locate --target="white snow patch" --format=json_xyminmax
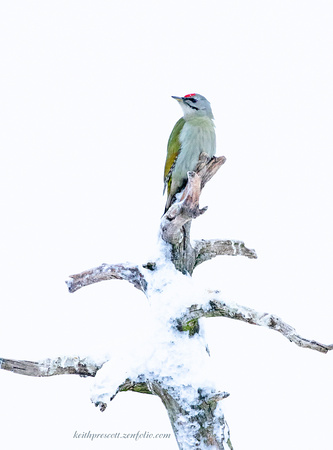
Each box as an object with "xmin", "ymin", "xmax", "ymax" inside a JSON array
[
  {"xmin": 89, "ymin": 241, "xmax": 228, "ymax": 447},
  {"xmin": 230, "ymin": 239, "xmax": 237, "ymax": 255},
  {"xmin": 90, "ymin": 244, "xmax": 218, "ymax": 408}
]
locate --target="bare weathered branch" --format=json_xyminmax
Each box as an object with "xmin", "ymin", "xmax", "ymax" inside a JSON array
[
  {"xmin": 161, "ymin": 154, "xmax": 226, "ymax": 242},
  {"xmin": 160, "ymin": 153, "xmax": 226, "ymax": 274},
  {"xmin": 194, "ymin": 239, "xmax": 257, "ymax": 268},
  {"xmin": 177, "ymin": 295, "xmax": 333, "ymax": 354},
  {"xmin": 194, "ymin": 152, "xmax": 227, "ymax": 189},
  {"xmin": 0, "ymin": 356, "xmax": 102, "ymax": 377},
  {"xmin": 161, "ymin": 171, "xmax": 206, "ymax": 246},
  {"xmin": 66, "ymin": 263, "xmax": 147, "ymax": 294}
]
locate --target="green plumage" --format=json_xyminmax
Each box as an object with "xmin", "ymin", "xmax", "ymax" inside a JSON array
[{"xmin": 163, "ymin": 117, "xmax": 185, "ymax": 195}]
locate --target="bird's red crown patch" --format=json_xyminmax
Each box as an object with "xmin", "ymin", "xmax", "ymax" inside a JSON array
[{"xmin": 184, "ymin": 93, "xmax": 196, "ymax": 98}]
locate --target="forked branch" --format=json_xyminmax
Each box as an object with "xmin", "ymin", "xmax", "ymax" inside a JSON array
[
  {"xmin": 65, "ymin": 154, "xmax": 255, "ymax": 286},
  {"xmin": 160, "ymin": 153, "xmax": 228, "ymax": 274},
  {"xmin": 160, "ymin": 153, "xmax": 226, "ymax": 246}
]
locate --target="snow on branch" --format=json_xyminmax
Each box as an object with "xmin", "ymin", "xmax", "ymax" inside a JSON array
[
  {"xmin": 104, "ymin": 377, "xmax": 231, "ymax": 448},
  {"xmin": 194, "ymin": 239, "xmax": 257, "ymax": 267},
  {"xmin": 110, "ymin": 377, "xmax": 229, "ymax": 407},
  {"xmin": 93, "ymin": 377, "xmax": 154, "ymax": 412},
  {"xmin": 0, "ymin": 356, "xmax": 102, "ymax": 377},
  {"xmin": 66, "ymin": 263, "xmax": 147, "ymax": 294},
  {"xmin": 177, "ymin": 294, "xmax": 333, "ymax": 354},
  {"xmin": 0, "ymin": 349, "xmax": 231, "ymax": 448}
]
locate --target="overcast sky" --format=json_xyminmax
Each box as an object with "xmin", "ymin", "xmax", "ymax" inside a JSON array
[{"xmin": 0, "ymin": 1, "xmax": 332, "ymax": 449}]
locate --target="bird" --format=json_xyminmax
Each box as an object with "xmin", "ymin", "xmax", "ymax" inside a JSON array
[{"xmin": 163, "ymin": 93, "xmax": 216, "ymax": 213}]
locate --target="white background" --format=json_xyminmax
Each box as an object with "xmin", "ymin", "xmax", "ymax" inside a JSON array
[{"xmin": 0, "ymin": 1, "xmax": 332, "ymax": 449}]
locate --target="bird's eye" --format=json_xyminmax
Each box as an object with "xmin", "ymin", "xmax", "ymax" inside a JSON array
[{"xmin": 187, "ymin": 98, "xmax": 198, "ymax": 103}]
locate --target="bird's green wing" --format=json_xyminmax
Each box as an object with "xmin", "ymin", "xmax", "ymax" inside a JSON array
[{"xmin": 163, "ymin": 117, "xmax": 185, "ymax": 194}]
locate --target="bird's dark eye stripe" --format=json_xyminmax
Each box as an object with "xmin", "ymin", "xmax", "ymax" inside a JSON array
[
  {"xmin": 185, "ymin": 102, "xmax": 199, "ymax": 110},
  {"xmin": 186, "ymin": 98, "xmax": 197, "ymax": 103},
  {"xmin": 186, "ymin": 103, "xmax": 199, "ymax": 110},
  {"xmin": 184, "ymin": 99, "xmax": 199, "ymax": 110}
]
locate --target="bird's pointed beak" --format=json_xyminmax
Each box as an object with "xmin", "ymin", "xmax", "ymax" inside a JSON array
[{"xmin": 171, "ymin": 96, "xmax": 183, "ymax": 102}]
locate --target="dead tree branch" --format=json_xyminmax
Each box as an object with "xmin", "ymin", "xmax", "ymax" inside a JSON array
[
  {"xmin": 176, "ymin": 294, "xmax": 333, "ymax": 354},
  {"xmin": 0, "ymin": 356, "xmax": 102, "ymax": 377},
  {"xmin": 161, "ymin": 154, "xmax": 226, "ymax": 244},
  {"xmin": 66, "ymin": 263, "xmax": 147, "ymax": 294},
  {"xmin": 194, "ymin": 153, "xmax": 227, "ymax": 189},
  {"xmin": 0, "ymin": 353, "xmax": 231, "ymax": 449},
  {"xmin": 160, "ymin": 153, "xmax": 227, "ymax": 274},
  {"xmin": 160, "ymin": 171, "xmax": 206, "ymax": 246},
  {"xmin": 3, "ymin": 150, "xmax": 329, "ymax": 450},
  {"xmin": 194, "ymin": 239, "xmax": 257, "ymax": 268}
]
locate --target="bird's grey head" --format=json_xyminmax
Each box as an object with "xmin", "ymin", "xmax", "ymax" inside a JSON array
[{"xmin": 172, "ymin": 93, "xmax": 214, "ymax": 119}]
